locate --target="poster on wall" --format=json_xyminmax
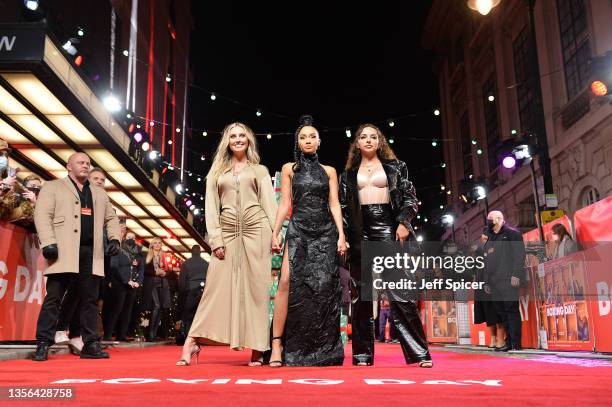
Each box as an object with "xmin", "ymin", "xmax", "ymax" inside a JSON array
[
  {"xmin": 534, "ymin": 251, "xmax": 594, "ymax": 351},
  {"xmin": 426, "ymin": 300, "xmax": 457, "ymax": 343}
]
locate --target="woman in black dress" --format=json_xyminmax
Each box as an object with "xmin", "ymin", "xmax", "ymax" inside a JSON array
[
  {"xmin": 339, "ymin": 123, "xmax": 432, "ymax": 367},
  {"xmin": 269, "ymin": 115, "xmax": 346, "ymax": 367}
]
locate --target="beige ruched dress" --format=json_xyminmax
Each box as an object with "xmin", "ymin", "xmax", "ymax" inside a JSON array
[{"xmin": 189, "ymin": 164, "xmax": 277, "ymax": 352}]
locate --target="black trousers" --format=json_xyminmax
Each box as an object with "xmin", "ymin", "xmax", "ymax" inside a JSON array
[
  {"xmin": 495, "ymin": 300, "xmax": 522, "ymax": 348},
  {"xmin": 350, "ymin": 204, "xmax": 431, "ymax": 365},
  {"xmin": 181, "ymin": 286, "xmax": 204, "ymax": 336},
  {"xmin": 148, "ymin": 283, "xmax": 168, "ymax": 339},
  {"xmin": 36, "ymin": 246, "xmax": 101, "ymax": 346},
  {"xmin": 103, "ymin": 283, "xmax": 137, "ymax": 340}
]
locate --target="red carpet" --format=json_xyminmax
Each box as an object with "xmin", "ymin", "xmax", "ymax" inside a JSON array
[{"xmin": 1, "ymin": 344, "xmax": 611, "ymax": 406}]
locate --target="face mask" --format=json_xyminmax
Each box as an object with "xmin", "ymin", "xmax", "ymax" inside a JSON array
[
  {"xmin": 125, "ymin": 239, "xmax": 135, "ymax": 246},
  {"xmin": 0, "ymin": 156, "xmax": 8, "ymax": 171},
  {"xmin": 486, "ymin": 219, "xmax": 495, "ymax": 231}
]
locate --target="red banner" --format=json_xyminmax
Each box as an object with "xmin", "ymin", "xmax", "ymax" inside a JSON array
[
  {"xmin": 0, "ymin": 221, "xmax": 45, "ymax": 340},
  {"xmin": 574, "ymin": 196, "xmax": 612, "ymax": 248},
  {"xmin": 582, "ymin": 242, "xmax": 612, "ymax": 352}
]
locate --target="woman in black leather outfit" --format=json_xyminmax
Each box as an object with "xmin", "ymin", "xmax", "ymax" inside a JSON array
[
  {"xmin": 339, "ymin": 123, "xmax": 432, "ymax": 367},
  {"xmin": 269, "ymin": 115, "xmax": 346, "ymax": 367}
]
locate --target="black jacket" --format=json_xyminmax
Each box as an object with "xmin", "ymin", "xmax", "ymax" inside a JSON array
[
  {"xmin": 339, "ymin": 159, "xmax": 418, "ymax": 246},
  {"xmin": 483, "ymin": 224, "xmax": 526, "ymax": 289},
  {"xmin": 179, "ymin": 255, "xmax": 208, "ymax": 291},
  {"xmin": 109, "ymin": 245, "xmax": 144, "ymax": 286}
]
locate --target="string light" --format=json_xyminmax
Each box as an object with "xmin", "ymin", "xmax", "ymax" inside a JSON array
[
  {"xmin": 477, "ymin": 148, "xmax": 483, "ymax": 155},
  {"xmin": 434, "ymin": 109, "xmax": 440, "ymax": 116},
  {"xmin": 142, "ymin": 142, "xmax": 150, "ymax": 151},
  {"xmin": 167, "ymin": 140, "xmax": 173, "ymax": 145},
  {"xmin": 471, "ymin": 139, "xmax": 477, "ymax": 145},
  {"xmin": 389, "ymin": 138, "xmax": 395, "ymax": 144},
  {"xmin": 388, "ymin": 120, "xmax": 395, "ymax": 127},
  {"xmin": 166, "ymin": 74, "xmax": 172, "ymax": 83},
  {"xmin": 150, "ymin": 121, "xmax": 155, "ymax": 126},
  {"xmin": 210, "ymin": 92, "xmax": 217, "ymax": 101},
  {"xmin": 175, "ymin": 127, "xmax": 181, "ymax": 133},
  {"xmin": 441, "ymin": 162, "xmax": 446, "ymax": 168},
  {"xmin": 122, "ymin": 49, "xmax": 129, "ymax": 56},
  {"xmin": 256, "ymin": 109, "xmax": 262, "ymax": 117},
  {"xmin": 511, "ymin": 129, "xmax": 518, "ymax": 135},
  {"xmin": 440, "ymin": 185, "xmax": 445, "ymax": 190},
  {"xmin": 200, "ymin": 155, "xmax": 206, "ymax": 161},
  {"xmin": 267, "ymin": 134, "xmax": 272, "ymax": 139},
  {"xmin": 488, "ymin": 95, "xmax": 495, "ymax": 102},
  {"xmin": 432, "ymin": 139, "xmax": 438, "ymax": 147},
  {"xmin": 345, "ymin": 129, "xmax": 351, "ymax": 138}
]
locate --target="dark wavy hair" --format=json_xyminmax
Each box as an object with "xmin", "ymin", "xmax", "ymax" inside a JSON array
[
  {"xmin": 345, "ymin": 123, "xmax": 396, "ymax": 171},
  {"xmin": 292, "ymin": 114, "xmax": 316, "ymax": 172}
]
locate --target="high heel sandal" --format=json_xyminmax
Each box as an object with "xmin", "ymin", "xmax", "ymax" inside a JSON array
[
  {"xmin": 248, "ymin": 350, "xmax": 264, "ymax": 367},
  {"xmin": 269, "ymin": 337, "xmax": 283, "ymax": 368},
  {"xmin": 176, "ymin": 339, "xmax": 201, "ymax": 366}
]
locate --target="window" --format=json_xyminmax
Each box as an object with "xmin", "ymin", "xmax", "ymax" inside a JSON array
[
  {"xmin": 582, "ymin": 187, "xmax": 600, "ymax": 207},
  {"xmin": 460, "ymin": 112, "xmax": 472, "ymax": 179},
  {"xmin": 513, "ymin": 26, "xmax": 539, "ymax": 136},
  {"xmin": 557, "ymin": 0, "xmax": 590, "ymax": 99},
  {"xmin": 482, "ymin": 74, "xmax": 500, "ymax": 173}
]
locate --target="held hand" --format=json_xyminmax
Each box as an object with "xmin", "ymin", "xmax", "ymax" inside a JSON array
[
  {"xmin": 396, "ymin": 223, "xmax": 410, "ymax": 242},
  {"xmin": 22, "ymin": 190, "xmax": 36, "ymax": 204},
  {"xmin": 133, "ymin": 282, "xmax": 140, "ymax": 288},
  {"xmin": 213, "ymin": 247, "xmax": 225, "ymax": 260},
  {"xmin": 337, "ymin": 236, "xmax": 347, "ymax": 257},
  {"xmin": 511, "ymin": 276, "xmax": 520, "ymax": 288},
  {"xmin": 107, "ymin": 239, "xmax": 121, "ymax": 256},
  {"xmin": 42, "ymin": 244, "xmax": 58, "ymax": 261},
  {"xmin": 271, "ymin": 234, "xmax": 282, "ymax": 254},
  {"xmin": 128, "ymin": 281, "xmax": 135, "ymax": 288}
]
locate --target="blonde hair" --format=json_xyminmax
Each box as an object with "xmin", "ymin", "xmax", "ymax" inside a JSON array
[
  {"xmin": 345, "ymin": 123, "xmax": 397, "ymax": 171},
  {"xmin": 146, "ymin": 237, "xmax": 163, "ymax": 264},
  {"xmin": 207, "ymin": 122, "xmax": 260, "ymax": 181}
]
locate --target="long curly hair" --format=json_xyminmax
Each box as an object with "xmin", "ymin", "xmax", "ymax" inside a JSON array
[
  {"xmin": 207, "ymin": 122, "xmax": 260, "ymax": 180},
  {"xmin": 292, "ymin": 114, "xmax": 316, "ymax": 172},
  {"xmin": 344, "ymin": 123, "xmax": 396, "ymax": 171}
]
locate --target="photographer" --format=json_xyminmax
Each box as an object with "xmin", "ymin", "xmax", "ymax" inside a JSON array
[{"xmin": 103, "ymin": 231, "xmax": 144, "ymax": 341}]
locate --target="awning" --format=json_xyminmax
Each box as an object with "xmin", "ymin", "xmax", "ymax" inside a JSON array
[{"xmin": 0, "ymin": 23, "xmax": 209, "ymax": 259}]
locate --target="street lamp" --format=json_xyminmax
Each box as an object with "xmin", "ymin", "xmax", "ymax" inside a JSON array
[
  {"xmin": 468, "ymin": 0, "xmax": 555, "ymax": 210},
  {"xmin": 467, "ymin": 0, "xmax": 501, "ymax": 15}
]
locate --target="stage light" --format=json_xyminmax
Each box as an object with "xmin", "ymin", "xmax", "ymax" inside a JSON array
[
  {"xmin": 471, "ymin": 139, "xmax": 477, "ymax": 145},
  {"xmin": 488, "ymin": 94, "xmax": 495, "ymax": 102},
  {"xmin": 201, "ymin": 155, "xmax": 206, "ymax": 161},
  {"xmin": 416, "ymin": 235, "xmax": 424, "ymax": 243},
  {"xmin": 345, "ymin": 129, "xmax": 351, "ymax": 138},
  {"xmin": 24, "ymin": 0, "xmax": 39, "ymax": 11},
  {"xmin": 141, "ymin": 142, "xmax": 150, "ymax": 151},
  {"xmin": 168, "ymin": 140, "xmax": 173, "ymax": 145},
  {"xmin": 190, "ymin": 204, "xmax": 196, "ymax": 211},
  {"xmin": 441, "ymin": 214, "xmax": 454, "ymax": 225},
  {"xmin": 389, "ymin": 138, "xmax": 395, "ymax": 144},
  {"xmin": 150, "ymin": 121, "xmax": 155, "ymax": 126},
  {"xmin": 62, "ymin": 41, "xmax": 77, "ymax": 56},
  {"xmin": 439, "ymin": 205, "xmax": 444, "ymax": 210},
  {"xmin": 202, "ymin": 131, "xmax": 208, "ymax": 137},
  {"xmin": 123, "ymin": 50, "xmax": 129, "ymax": 56},
  {"xmin": 441, "ymin": 162, "xmax": 446, "ymax": 168},
  {"xmin": 511, "ymin": 129, "xmax": 518, "ymax": 135},
  {"xmin": 194, "ymin": 208, "xmax": 201, "ymax": 216},
  {"xmin": 166, "ymin": 74, "xmax": 172, "ymax": 83},
  {"xmin": 432, "ymin": 139, "xmax": 438, "ymax": 147},
  {"xmin": 185, "ymin": 199, "xmax": 192, "ymax": 207},
  {"xmin": 133, "ymin": 132, "xmax": 143, "ymax": 143},
  {"xmin": 77, "ymin": 28, "xmax": 85, "ymax": 37},
  {"xmin": 103, "ymin": 94, "xmax": 121, "ymax": 112},
  {"xmin": 447, "ymin": 190, "xmax": 451, "ymax": 195},
  {"xmin": 388, "ymin": 120, "xmax": 395, "ymax": 127},
  {"xmin": 210, "ymin": 93, "xmax": 217, "ymax": 101},
  {"xmin": 175, "ymin": 128, "xmax": 181, "ymax": 133},
  {"xmin": 127, "ymin": 113, "xmax": 132, "ymax": 119},
  {"xmin": 148, "ymin": 150, "xmax": 159, "ymax": 160},
  {"xmin": 475, "ymin": 185, "xmax": 487, "ymax": 200},
  {"xmin": 417, "ymin": 215, "xmax": 421, "ymax": 219},
  {"xmin": 476, "ymin": 148, "xmax": 483, "ymax": 155},
  {"xmin": 256, "ymin": 109, "xmax": 262, "ymax": 117},
  {"xmin": 468, "ymin": 174, "xmax": 474, "ymax": 179},
  {"xmin": 174, "ymin": 184, "xmax": 184, "ymax": 195},
  {"xmin": 267, "ymin": 134, "xmax": 272, "ymax": 139},
  {"xmin": 502, "ymin": 156, "xmax": 516, "ymax": 169},
  {"xmin": 74, "ymin": 55, "xmax": 84, "ymax": 66},
  {"xmin": 434, "ymin": 109, "xmax": 440, "ymax": 116},
  {"xmin": 440, "ymin": 185, "xmax": 445, "ymax": 190},
  {"xmin": 197, "ymin": 177, "xmax": 202, "ymax": 182}
]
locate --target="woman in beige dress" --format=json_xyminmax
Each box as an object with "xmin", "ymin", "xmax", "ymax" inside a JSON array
[{"xmin": 176, "ymin": 122, "xmax": 278, "ymax": 366}]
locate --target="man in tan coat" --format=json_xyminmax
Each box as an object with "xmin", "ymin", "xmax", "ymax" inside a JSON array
[{"xmin": 32, "ymin": 153, "xmax": 121, "ymax": 361}]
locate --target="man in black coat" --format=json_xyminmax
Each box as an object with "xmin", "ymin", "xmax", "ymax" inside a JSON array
[
  {"xmin": 483, "ymin": 210, "xmax": 526, "ymax": 351},
  {"xmin": 178, "ymin": 245, "xmax": 208, "ymax": 336}
]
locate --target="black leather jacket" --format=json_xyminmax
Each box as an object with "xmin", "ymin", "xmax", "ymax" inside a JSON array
[{"xmin": 339, "ymin": 159, "xmax": 418, "ymax": 246}]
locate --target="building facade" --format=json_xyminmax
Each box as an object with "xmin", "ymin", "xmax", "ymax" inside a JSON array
[{"xmin": 423, "ymin": 0, "xmax": 612, "ymax": 243}]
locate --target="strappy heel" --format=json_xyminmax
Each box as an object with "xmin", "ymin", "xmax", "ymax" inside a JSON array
[
  {"xmin": 248, "ymin": 350, "xmax": 264, "ymax": 367},
  {"xmin": 269, "ymin": 337, "xmax": 283, "ymax": 368},
  {"xmin": 418, "ymin": 360, "xmax": 433, "ymax": 368},
  {"xmin": 176, "ymin": 338, "xmax": 201, "ymax": 366}
]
